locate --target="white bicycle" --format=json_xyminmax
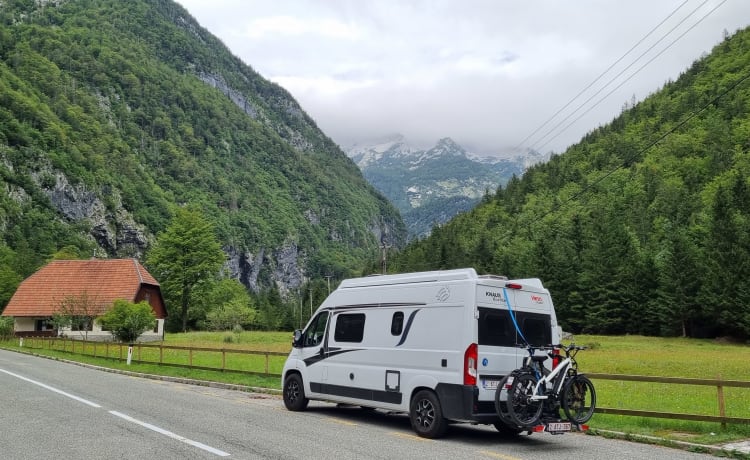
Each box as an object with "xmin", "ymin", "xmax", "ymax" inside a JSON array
[{"xmin": 495, "ymin": 343, "xmax": 596, "ymax": 429}]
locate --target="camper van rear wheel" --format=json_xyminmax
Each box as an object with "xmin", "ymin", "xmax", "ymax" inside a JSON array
[
  {"xmin": 409, "ymin": 390, "xmax": 447, "ymax": 438},
  {"xmin": 283, "ymin": 373, "xmax": 309, "ymax": 411}
]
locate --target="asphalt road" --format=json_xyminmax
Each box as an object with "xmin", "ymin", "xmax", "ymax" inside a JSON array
[{"xmin": 0, "ymin": 349, "xmax": 718, "ymax": 460}]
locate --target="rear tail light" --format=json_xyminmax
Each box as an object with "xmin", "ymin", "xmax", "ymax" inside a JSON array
[
  {"xmin": 464, "ymin": 343, "xmax": 478, "ymax": 385},
  {"xmin": 552, "ymin": 348, "xmax": 561, "ymax": 369}
]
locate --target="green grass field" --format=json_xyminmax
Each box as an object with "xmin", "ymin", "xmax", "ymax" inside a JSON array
[{"xmin": 2, "ymin": 332, "xmax": 749, "ymax": 446}]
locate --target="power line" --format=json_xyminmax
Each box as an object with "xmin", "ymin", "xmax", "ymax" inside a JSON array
[
  {"xmin": 512, "ymin": 0, "xmax": 693, "ymax": 152},
  {"xmin": 532, "ymin": 0, "xmax": 728, "ymax": 154},
  {"xmin": 539, "ymin": 67, "xmax": 750, "ymax": 221}
]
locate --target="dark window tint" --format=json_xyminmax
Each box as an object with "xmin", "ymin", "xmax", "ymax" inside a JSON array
[
  {"xmin": 391, "ymin": 312, "xmax": 404, "ymax": 335},
  {"xmin": 522, "ymin": 316, "xmax": 551, "ymax": 346},
  {"xmin": 334, "ymin": 313, "xmax": 366, "ymax": 343},
  {"xmin": 478, "ymin": 308, "xmax": 513, "ymax": 346},
  {"xmin": 478, "ymin": 308, "xmax": 551, "ymax": 347}
]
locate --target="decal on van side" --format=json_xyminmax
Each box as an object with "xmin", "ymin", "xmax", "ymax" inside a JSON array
[
  {"xmin": 303, "ymin": 348, "xmax": 359, "ymax": 367},
  {"xmin": 395, "ymin": 309, "xmax": 421, "ymax": 346}
]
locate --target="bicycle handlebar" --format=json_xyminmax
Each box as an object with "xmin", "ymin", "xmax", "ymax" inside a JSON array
[{"xmin": 515, "ymin": 342, "xmax": 588, "ymax": 354}]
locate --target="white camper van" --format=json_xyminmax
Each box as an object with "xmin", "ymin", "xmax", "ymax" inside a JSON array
[{"xmin": 281, "ymin": 268, "xmax": 561, "ymax": 438}]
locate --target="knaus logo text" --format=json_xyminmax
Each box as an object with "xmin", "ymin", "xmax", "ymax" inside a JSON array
[
  {"xmin": 531, "ymin": 295, "xmax": 544, "ymax": 304},
  {"xmin": 485, "ymin": 291, "xmax": 504, "ymax": 302}
]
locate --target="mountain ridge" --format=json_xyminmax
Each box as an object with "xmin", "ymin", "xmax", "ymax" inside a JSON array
[
  {"xmin": 346, "ymin": 135, "xmax": 546, "ymax": 239},
  {"xmin": 0, "ymin": 0, "xmax": 405, "ymax": 303}
]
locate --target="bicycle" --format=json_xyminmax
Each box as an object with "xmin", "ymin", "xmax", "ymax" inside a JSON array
[{"xmin": 495, "ymin": 343, "xmax": 596, "ymax": 429}]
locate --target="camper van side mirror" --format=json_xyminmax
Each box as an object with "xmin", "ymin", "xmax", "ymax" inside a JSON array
[{"xmin": 292, "ymin": 329, "xmax": 303, "ymax": 348}]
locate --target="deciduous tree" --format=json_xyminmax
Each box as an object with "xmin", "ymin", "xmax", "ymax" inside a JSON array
[{"xmin": 146, "ymin": 208, "xmax": 225, "ymax": 332}]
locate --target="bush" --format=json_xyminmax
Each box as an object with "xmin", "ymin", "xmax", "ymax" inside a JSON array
[
  {"xmin": 0, "ymin": 316, "xmax": 13, "ymax": 340},
  {"xmin": 98, "ymin": 300, "xmax": 156, "ymax": 343}
]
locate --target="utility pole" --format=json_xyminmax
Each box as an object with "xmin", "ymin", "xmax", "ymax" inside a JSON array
[
  {"xmin": 298, "ymin": 289, "xmax": 303, "ymax": 329},
  {"xmin": 309, "ymin": 287, "xmax": 313, "ymax": 318},
  {"xmin": 324, "ymin": 274, "xmax": 333, "ymax": 294},
  {"xmin": 380, "ymin": 242, "xmax": 391, "ymax": 274}
]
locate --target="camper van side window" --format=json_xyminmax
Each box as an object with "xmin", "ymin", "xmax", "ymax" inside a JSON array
[
  {"xmin": 391, "ymin": 312, "xmax": 404, "ymax": 335},
  {"xmin": 334, "ymin": 313, "xmax": 365, "ymax": 343}
]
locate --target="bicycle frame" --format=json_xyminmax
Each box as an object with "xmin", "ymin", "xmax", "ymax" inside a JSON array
[{"xmin": 526, "ymin": 354, "xmax": 572, "ymax": 401}]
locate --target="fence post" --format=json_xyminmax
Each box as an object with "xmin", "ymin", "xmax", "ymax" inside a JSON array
[
  {"xmin": 717, "ymin": 374, "xmax": 727, "ymax": 429},
  {"xmin": 159, "ymin": 344, "xmax": 163, "ymax": 364},
  {"xmin": 222, "ymin": 350, "xmax": 226, "ymax": 371},
  {"xmin": 93, "ymin": 341, "xmax": 97, "ymax": 358},
  {"xmin": 265, "ymin": 352, "xmax": 269, "ymax": 375},
  {"xmin": 189, "ymin": 349, "xmax": 193, "ymax": 368}
]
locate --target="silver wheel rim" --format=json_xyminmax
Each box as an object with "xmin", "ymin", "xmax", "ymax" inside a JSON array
[{"xmin": 415, "ymin": 399, "xmax": 434, "ymax": 428}]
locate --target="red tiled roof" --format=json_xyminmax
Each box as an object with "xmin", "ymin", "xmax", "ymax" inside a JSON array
[{"xmin": 2, "ymin": 259, "xmax": 161, "ymax": 317}]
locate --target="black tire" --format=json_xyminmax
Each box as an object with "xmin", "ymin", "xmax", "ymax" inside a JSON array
[
  {"xmin": 283, "ymin": 373, "xmax": 309, "ymax": 411},
  {"xmin": 506, "ymin": 372, "xmax": 543, "ymax": 427},
  {"xmin": 409, "ymin": 390, "xmax": 448, "ymax": 438},
  {"xmin": 494, "ymin": 373, "xmax": 517, "ymax": 426},
  {"xmin": 561, "ymin": 374, "xmax": 596, "ymax": 424}
]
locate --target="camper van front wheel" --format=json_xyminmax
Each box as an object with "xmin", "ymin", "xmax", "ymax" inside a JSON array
[
  {"xmin": 283, "ymin": 374, "xmax": 309, "ymax": 411},
  {"xmin": 409, "ymin": 390, "xmax": 448, "ymax": 438}
]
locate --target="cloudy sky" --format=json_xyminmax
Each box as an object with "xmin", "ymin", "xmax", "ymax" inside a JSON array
[{"xmin": 175, "ymin": 0, "xmax": 748, "ymax": 156}]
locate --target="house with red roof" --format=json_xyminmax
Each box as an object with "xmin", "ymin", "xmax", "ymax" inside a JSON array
[{"xmin": 2, "ymin": 259, "xmax": 167, "ymax": 341}]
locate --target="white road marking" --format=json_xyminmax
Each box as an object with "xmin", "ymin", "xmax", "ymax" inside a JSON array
[
  {"xmin": 1, "ymin": 367, "xmax": 231, "ymax": 457},
  {"xmin": 0, "ymin": 368, "xmax": 102, "ymax": 408},
  {"xmin": 109, "ymin": 411, "xmax": 230, "ymax": 457}
]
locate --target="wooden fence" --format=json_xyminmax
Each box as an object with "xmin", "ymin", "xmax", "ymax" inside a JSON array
[
  {"xmin": 587, "ymin": 373, "xmax": 750, "ymax": 427},
  {"xmin": 7, "ymin": 337, "xmax": 750, "ymax": 426},
  {"xmin": 15, "ymin": 336, "xmax": 287, "ymax": 378}
]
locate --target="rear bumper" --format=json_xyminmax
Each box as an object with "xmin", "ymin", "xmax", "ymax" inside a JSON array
[{"xmin": 435, "ymin": 383, "xmax": 499, "ymax": 423}]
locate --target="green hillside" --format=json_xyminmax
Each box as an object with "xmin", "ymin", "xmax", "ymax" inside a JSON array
[
  {"xmin": 390, "ymin": 27, "xmax": 750, "ymax": 340},
  {"xmin": 0, "ymin": 0, "xmax": 404, "ymax": 305}
]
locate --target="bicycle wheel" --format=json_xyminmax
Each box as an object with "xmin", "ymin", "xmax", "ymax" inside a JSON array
[
  {"xmin": 506, "ymin": 371, "xmax": 543, "ymax": 427},
  {"xmin": 561, "ymin": 374, "xmax": 596, "ymax": 424}
]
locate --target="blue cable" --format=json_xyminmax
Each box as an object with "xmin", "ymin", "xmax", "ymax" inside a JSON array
[{"xmin": 504, "ymin": 287, "xmax": 541, "ymax": 383}]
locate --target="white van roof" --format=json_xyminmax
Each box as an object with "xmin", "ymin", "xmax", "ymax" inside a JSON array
[
  {"xmin": 339, "ymin": 268, "xmax": 480, "ymax": 289},
  {"xmin": 338, "ymin": 269, "xmax": 545, "ymax": 291}
]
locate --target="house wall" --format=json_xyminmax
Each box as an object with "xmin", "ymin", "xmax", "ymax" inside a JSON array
[
  {"xmin": 12, "ymin": 316, "xmax": 164, "ymax": 342},
  {"xmin": 14, "ymin": 317, "xmax": 36, "ymax": 332},
  {"xmin": 136, "ymin": 285, "xmax": 167, "ymax": 318},
  {"xmin": 58, "ymin": 318, "xmax": 164, "ymax": 342}
]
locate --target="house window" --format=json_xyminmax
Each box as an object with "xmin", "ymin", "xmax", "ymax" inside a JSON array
[
  {"xmin": 35, "ymin": 318, "xmax": 54, "ymax": 331},
  {"xmin": 153, "ymin": 320, "xmax": 159, "ymax": 333}
]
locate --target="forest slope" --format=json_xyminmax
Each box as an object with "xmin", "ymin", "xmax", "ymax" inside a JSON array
[
  {"xmin": 391, "ymin": 27, "xmax": 750, "ymax": 339},
  {"xmin": 0, "ymin": 0, "xmax": 404, "ymax": 306}
]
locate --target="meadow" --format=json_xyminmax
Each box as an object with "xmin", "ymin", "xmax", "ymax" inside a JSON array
[{"xmin": 3, "ymin": 332, "xmax": 749, "ymax": 446}]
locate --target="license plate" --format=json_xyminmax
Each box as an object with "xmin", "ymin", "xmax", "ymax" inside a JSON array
[
  {"xmin": 482, "ymin": 378, "xmax": 500, "ymax": 390},
  {"xmin": 546, "ymin": 422, "xmax": 571, "ymax": 433}
]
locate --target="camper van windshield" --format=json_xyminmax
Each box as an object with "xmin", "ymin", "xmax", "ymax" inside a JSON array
[{"xmin": 304, "ymin": 311, "xmax": 329, "ymax": 347}]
